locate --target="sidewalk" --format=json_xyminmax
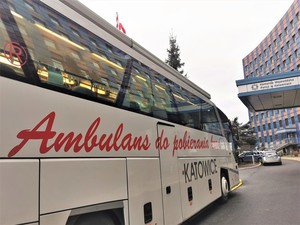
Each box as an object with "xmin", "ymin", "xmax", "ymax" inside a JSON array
[{"xmin": 282, "ymin": 155, "xmax": 300, "ymax": 162}]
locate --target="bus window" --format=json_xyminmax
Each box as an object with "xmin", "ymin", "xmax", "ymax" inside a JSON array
[
  {"xmin": 170, "ymin": 84, "xmax": 202, "ymax": 129},
  {"xmin": 0, "ymin": 15, "xmax": 26, "ymax": 78},
  {"xmin": 3, "ymin": 0, "xmax": 131, "ymax": 103},
  {"xmin": 150, "ymin": 71, "xmax": 177, "ymax": 120},
  {"xmin": 120, "ymin": 61, "xmax": 154, "ymax": 113},
  {"xmin": 201, "ymin": 103, "xmax": 223, "ymax": 136}
]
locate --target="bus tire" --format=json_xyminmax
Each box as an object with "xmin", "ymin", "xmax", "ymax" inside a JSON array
[
  {"xmin": 74, "ymin": 211, "xmax": 119, "ymax": 225},
  {"xmin": 220, "ymin": 175, "xmax": 229, "ymax": 202}
]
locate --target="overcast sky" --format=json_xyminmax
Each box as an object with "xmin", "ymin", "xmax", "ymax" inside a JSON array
[{"xmin": 79, "ymin": 0, "xmax": 294, "ymax": 124}]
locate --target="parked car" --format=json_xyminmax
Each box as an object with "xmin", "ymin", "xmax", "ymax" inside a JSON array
[
  {"xmin": 238, "ymin": 151, "xmax": 263, "ymax": 163},
  {"xmin": 261, "ymin": 151, "xmax": 282, "ymax": 165}
]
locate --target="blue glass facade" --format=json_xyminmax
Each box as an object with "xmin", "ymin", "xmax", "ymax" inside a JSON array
[{"xmin": 242, "ymin": 0, "xmax": 300, "ymax": 150}]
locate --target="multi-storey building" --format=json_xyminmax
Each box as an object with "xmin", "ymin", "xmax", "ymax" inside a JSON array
[{"xmin": 242, "ymin": 0, "xmax": 300, "ymax": 152}]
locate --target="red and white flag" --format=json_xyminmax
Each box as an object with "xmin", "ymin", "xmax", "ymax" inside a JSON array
[{"xmin": 116, "ymin": 12, "xmax": 126, "ymax": 34}]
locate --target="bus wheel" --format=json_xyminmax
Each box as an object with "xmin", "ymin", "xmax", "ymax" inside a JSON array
[
  {"xmin": 74, "ymin": 212, "xmax": 118, "ymax": 225},
  {"xmin": 220, "ymin": 175, "xmax": 229, "ymax": 202}
]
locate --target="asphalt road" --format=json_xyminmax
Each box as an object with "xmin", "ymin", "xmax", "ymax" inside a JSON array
[{"xmin": 184, "ymin": 159, "xmax": 300, "ymax": 225}]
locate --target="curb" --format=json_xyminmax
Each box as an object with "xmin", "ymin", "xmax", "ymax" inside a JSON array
[
  {"xmin": 238, "ymin": 162, "xmax": 261, "ymax": 170},
  {"xmin": 231, "ymin": 179, "xmax": 243, "ymax": 191}
]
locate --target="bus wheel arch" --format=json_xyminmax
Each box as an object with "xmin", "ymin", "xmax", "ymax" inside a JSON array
[{"xmin": 67, "ymin": 209, "xmax": 123, "ymax": 225}]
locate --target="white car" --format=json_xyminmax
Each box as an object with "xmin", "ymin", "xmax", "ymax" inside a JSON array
[{"xmin": 262, "ymin": 151, "xmax": 282, "ymax": 165}]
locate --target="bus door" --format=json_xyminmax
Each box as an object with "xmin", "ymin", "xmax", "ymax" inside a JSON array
[{"xmin": 157, "ymin": 122, "xmax": 183, "ymax": 225}]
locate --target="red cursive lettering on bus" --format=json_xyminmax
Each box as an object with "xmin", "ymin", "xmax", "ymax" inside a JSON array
[
  {"xmin": 172, "ymin": 131, "xmax": 209, "ymax": 156},
  {"xmin": 8, "ymin": 112, "xmax": 150, "ymax": 157}
]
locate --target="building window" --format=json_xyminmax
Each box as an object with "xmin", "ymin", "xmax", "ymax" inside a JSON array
[
  {"xmin": 290, "ymin": 20, "xmax": 294, "ymax": 28},
  {"xmin": 279, "ymin": 33, "xmax": 282, "ymax": 41},
  {"xmin": 24, "ymin": 2, "xmax": 35, "ymax": 11},
  {"xmin": 90, "ymin": 39, "xmax": 98, "ymax": 47},
  {"xmin": 19, "ymin": 26, "xmax": 27, "ymax": 36},
  {"xmin": 292, "ymin": 35, "xmax": 296, "ymax": 43},
  {"xmin": 295, "ymin": 49, "xmax": 298, "ymax": 58},
  {"xmin": 71, "ymin": 51, "xmax": 81, "ymax": 60},
  {"xmin": 80, "ymin": 70, "xmax": 89, "ymax": 78},
  {"xmin": 277, "ymin": 65, "xmax": 281, "ymax": 72},
  {"xmin": 291, "ymin": 116, "xmax": 295, "ymax": 124},
  {"xmin": 59, "ymin": 32, "xmax": 69, "ymax": 40},
  {"xmin": 93, "ymin": 62, "xmax": 100, "ymax": 68},
  {"xmin": 52, "ymin": 59, "xmax": 64, "ymax": 71},
  {"xmin": 106, "ymin": 44, "xmax": 113, "ymax": 54},
  {"xmin": 110, "ymin": 68, "xmax": 117, "ymax": 76},
  {"xmin": 33, "ymin": 17, "xmax": 45, "ymax": 27},
  {"xmin": 285, "ymin": 118, "xmax": 288, "ymax": 126},
  {"xmin": 71, "ymin": 28, "xmax": 81, "ymax": 38},
  {"xmin": 44, "ymin": 39, "xmax": 56, "ymax": 49},
  {"xmin": 285, "ymin": 27, "xmax": 288, "ymax": 35},
  {"xmin": 287, "ymin": 41, "xmax": 290, "ymax": 49},
  {"xmin": 49, "ymin": 16, "xmax": 60, "ymax": 26},
  {"xmin": 274, "ymin": 39, "xmax": 277, "ymax": 47}
]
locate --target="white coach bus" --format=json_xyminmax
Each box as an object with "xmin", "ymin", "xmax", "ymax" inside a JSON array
[{"xmin": 0, "ymin": 0, "xmax": 240, "ymax": 224}]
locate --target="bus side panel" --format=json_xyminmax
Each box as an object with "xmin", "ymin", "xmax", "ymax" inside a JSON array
[
  {"xmin": 127, "ymin": 158, "xmax": 164, "ymax": 225},
  {"xmin": 229, "ymin": 167, "xmax": 240, "ymax": 190},
  {"xmin": 157, "ymin": 124, "xmax": 183, "ymax": 225},
  {"xmin": 179, "ymin": 157, "xmax": 221, "ymax": 221},
  {"xmin": 0, "ymin": 159, "xmax": 39, "ymax": 225},
  {"xmin": 40, "ymin": 211, "xmax": 70, "ymax": 225},
  {"xmin": 0, "ymin": 77, "xmax": 157, "ymax": 158},
  {"xmin": 40, "ymin": 158, "xmax": 127, "ymax": 214}
]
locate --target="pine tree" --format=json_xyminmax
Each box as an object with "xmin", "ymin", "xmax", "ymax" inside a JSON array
[
  {"xmin": 165, "ymin": 34, "xmax": 186, "ymax": 76},
  {"xmin": 231, "ymin": 117, "xmax": 257, "ymax": 151}
]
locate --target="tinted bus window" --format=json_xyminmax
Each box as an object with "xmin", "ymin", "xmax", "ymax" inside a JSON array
[{"xmin": 0, "ymin": 0, "xmax": 224, "ymax": 138}]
